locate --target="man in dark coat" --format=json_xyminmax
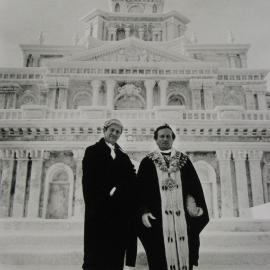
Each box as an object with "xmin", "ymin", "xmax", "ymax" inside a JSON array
[
  {"xmin": 82, "ymin": 119, "xmax": 137, "ymax": 270},
  {"xmin": 137, "ymin": 124, "xmax": 209, "ymax": 270}
]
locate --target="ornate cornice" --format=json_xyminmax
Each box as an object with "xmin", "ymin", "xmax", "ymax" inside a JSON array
[
  {"xmin": 20, "ymin": 44, "xmax": 85, "ymax": 54},
  {"xmin": 0, "ymin": 141, "xmax": 270, "ymax": 153},
  {"xmin": 47, "ymin": 60, "xmax": 216, "ymax": 70},
  {"xmin": 0, "ymin": 67, "xmax": 47, "ymax": 83},
  {"xmin": 218, "ymin": 68, "xmax": 269, "ymax": 82},
  {"xmin": 45, "ymin": 61, "xmax": 218, "ymax": 81},
  {"xmin": 0, "ymin": 113, "xmax": 269, "ymax": 141},
  {"xmin": 186, "ymin": 43, "xmax": 250, "ymax": 53},
  {"xmin": 80, "ymin": 9, "xmax": 190, "ymax": 24},
  {"xmin": 0, "ymin": 108, "xmax": 269, "ymax": 122},
  {"xmin": 0, "ymin": 82, "xmax": 22, "ymax": 92},
  {"xmin": 219, "ymin": 68, "xmax": 269, "ymax": 75},
  {"xmin": 0, "ymin": 67, "xmax": 47, "ymax": 73}
]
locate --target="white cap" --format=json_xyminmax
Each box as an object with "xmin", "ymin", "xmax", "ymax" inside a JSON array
[{"xmin": 103, "ymin": 118, "xmax": 123, "ymax": 131}]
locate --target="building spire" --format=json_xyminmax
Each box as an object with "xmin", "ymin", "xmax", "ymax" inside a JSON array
[
  {"xmin": 227, "ymin": 30, "xmax": 235, "ymax": 44},
  {"xmin": 190, "ymin": 32, "xmax": 198, "ymax": 44},
  {"xmin": 38, "ymin": 31, "xmax": 45, "ymax": 45}
]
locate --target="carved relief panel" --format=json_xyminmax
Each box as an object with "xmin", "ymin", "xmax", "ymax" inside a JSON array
[
  {"xmin": 67, "ymin": 81, "xmax": 92, "ymax": 109},
  {"xmin": 72, "ymin": 92, "xmax": 92, "ymax": 108},
  {"xmin": 167, "ymin": 81, "xmax": 190, "ymax": 108},
  {"xmin": 91, "ymin": 47, "xmax": 175, "ymax": 62},
  {"xmin": 213, "ymin": 85, "xmax": 245, "ymax": 107},
  {"xmin": 114, "ymin": 82, "xmax": 146, "ymax": 109},
  {"xmin": 17, "ymin": 85, "xmax": 40, "ymax": 108}
]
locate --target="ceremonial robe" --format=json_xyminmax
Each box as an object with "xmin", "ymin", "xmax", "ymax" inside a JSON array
[{"xmin": 137, "ymin": 151, "xmax": 209, "ymax": 270}]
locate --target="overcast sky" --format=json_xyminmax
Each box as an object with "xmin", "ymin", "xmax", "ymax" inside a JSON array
[{"xmin": 0, "ymin": 0, "xmax": 270, "ymax": 77}]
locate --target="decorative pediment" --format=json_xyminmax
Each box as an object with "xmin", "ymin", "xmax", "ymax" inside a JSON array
[
  {"xmin": 86, "ymin": 47, "xmax": 177, "ymax": 62},
  {"xmin": 62, "ymin": 38, "xmax": 197, "ymax": 63}
]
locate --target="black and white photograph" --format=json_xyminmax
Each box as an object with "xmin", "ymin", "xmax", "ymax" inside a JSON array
[{"xmin": 0, "ymin": 0, "xmax": 270, "ymax": 269}]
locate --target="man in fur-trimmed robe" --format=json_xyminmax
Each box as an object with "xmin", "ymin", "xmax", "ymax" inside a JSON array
[
  {"xmin": 82, "ymin": 119, "xmax": 137, "ymax": 270},
  {"xmin": 137, "ymin": 124, "xmax": 209, "ymax": 270}
]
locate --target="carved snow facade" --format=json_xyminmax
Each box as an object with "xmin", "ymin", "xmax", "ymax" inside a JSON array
[{"xmin": 0, "ymin": 0, "xmax": 270, "ymax": 220}]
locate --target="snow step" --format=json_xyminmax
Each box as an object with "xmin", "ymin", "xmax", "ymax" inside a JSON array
[
  {"xmin": 1, "ymin": 266, "xmax": 270, "ymax": 270},
  {"xmin": 1, "ymin": 218, "xmax": 270, "ymax": 268},
  {"xmin": 1, "ymin": 246, "xmax": 270, "ymax": 265},
  {"xmin": 1, "ymin": 218, "xmax": 270, "ymax": 232},
  {"xmin": 1, "ymin": 231, "xmax": 270, "ymax": 247}
]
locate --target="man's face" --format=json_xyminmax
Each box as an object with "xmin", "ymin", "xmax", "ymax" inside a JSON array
[
  {"xmin": 155, "ymin": 128, "xmax": 174, "ymax": 151},
  {"xmin": 103, "ymin": 124, "xmax": 122, "ymax": 145}
]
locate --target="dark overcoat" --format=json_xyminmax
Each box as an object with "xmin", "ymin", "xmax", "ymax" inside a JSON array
[
  {"xmin": 137, "ymin": 153, "xmax": 209, "ymax": 268},
  {"xmin": 82, "ymin": 138, "xmax": 137, "ymax": 270}
]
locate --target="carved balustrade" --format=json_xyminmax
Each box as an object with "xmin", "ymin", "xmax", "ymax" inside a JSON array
[{"xmin": 0, "ymin": 108, "xmax": 270, "ymax": 121}]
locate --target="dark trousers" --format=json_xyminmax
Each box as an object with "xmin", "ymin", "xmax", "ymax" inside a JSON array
[
  {"xmin": 83, "ymin": 218, "xmax": 126, "ymax": 270},
  {"xmin": 138, "ymin": 219, "xmax": 193, "ymax": 270}
]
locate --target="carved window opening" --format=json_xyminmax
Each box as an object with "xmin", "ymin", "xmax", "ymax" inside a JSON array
[
  {"xmin": 116, "ymin": 28, "xmax": 125, "ymax": 41},
  {"xmin": 168, "ymin": 94, "xmax": 185, "ymax": 106},
  {"xmin": 98, "ymin": 82, "xmax": 106, "ymax": 106},
  {"xmin": 73, "ymin": 91, "xmax": 92, "ymax": 109},
  {"xmin": 129, "ymin": 25, "xmax": 138, "ymax": 38},
  {"xmin": 153, "ymin": 82, "xmax": 160, "ymax": 106},
  {"xmin": 20, "ymin": 93, "xmax": 37, "ymax": 107},
  {"xmin": 200, "ymin": 87, "xmax": 205, "ymax": 110},
  {"xmin": 9, "ymin": 154, "xmax": 17, "ymax": 217},
  {"xmin": 115, "ymin": 3, "xmax": 120, "ymax": 12},
  {"xmin": 267, "ymin": 100, "xmax": 270, "ymax": 110},
  {"xmin": 193, "ymin": 160, "xmax": 218, "ymax": 218},
  {"xmin": 21, "ymin": 154, "xmax": 32, "ymax": 217},
  {"xmin": 46, "ymin": 170, "xmax": 69, "ymax": 219},
  {"xmin": 43, "ymin": 163, "xmax": 74, "ymax": 219},
  {"xmin": 26, "ymin": 54, "xmax": 33, "ymax": 67},
  {"xmin": 55, "ymin": 87, "xmax": 60, "ymax": 109},
  {"xmin": 153, "ymin": 4, "xmax": 157, "ymax": 13},
  {"xmin": 235, "ymin": 54, "xmax": 242, "ymax": 68},
  {"xmin": 245, "ymin": 157, "xmax": 253, "ymax": 207},
  {"xmin": 0, "ymin": 93, "xmax": 7, "ymax": 109},
  {"xmin": 230, "ymin": 154, "xmax": 239, "ymax": 217},
  {"xmin": 254, "ymin": 94, "xmax": 259, "ymax": 110},
  {"xmin": 263, "ymin": 163, "xmax": 270, "ymax": 202}
]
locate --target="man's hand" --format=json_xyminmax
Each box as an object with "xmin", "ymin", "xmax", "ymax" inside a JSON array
[
  {"xmin": 187, "ymin": 195, "xmax": 203, "ymax": 217},
  {"xmin": 109, "ymin": 187, "xmax": 116, "ymax": 196},
  {"xmin": 142, "ymin": 213, "xmax": 156, "ymax": 228}
]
